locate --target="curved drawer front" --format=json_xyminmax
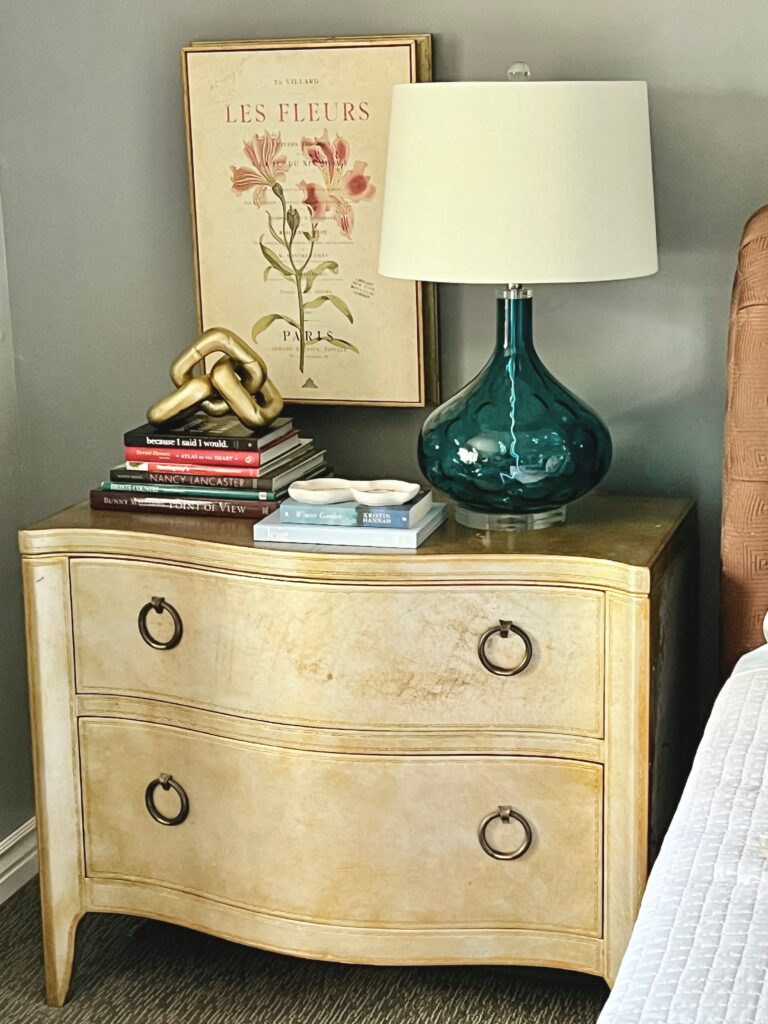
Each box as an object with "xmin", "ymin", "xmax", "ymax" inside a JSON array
[
  {"xmin": 71, "ymin": 558, "xmax": 604, "ymax": 737},
  {"xmin": 80, "ymin": 719, "xmax": 602, "ymax": 937}
]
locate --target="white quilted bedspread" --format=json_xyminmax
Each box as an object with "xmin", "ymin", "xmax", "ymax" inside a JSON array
[{"xmin": 598, "ymin": 645, "xmax": 768, "ymax": 1024}]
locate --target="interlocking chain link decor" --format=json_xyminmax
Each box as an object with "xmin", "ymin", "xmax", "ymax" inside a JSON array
[{"xmin": 147, "ymin": 327, "xmax": 284, "ymax": 428}]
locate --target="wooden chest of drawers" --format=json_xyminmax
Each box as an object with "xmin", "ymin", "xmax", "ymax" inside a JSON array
[{"xmin": 20, "ymin": 494, "xmax": 695, "ymax": 1005}]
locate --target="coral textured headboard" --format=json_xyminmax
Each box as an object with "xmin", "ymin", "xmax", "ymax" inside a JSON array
[{"xmin": 722, "ymin": 206, "xmax": 768, "ymax": 677}]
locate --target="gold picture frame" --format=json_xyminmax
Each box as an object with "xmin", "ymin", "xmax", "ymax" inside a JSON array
[{"xmin": 182, "ymin": 35, "xmax": 439, "ymax": 407}]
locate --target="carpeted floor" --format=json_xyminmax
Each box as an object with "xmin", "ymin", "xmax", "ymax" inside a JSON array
[{"xmin": 0, "ymin": 880, "xmax": 608, "ymax": 1023}]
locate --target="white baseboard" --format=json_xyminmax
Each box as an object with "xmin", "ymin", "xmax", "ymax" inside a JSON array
[{"xmin": 0, "ymin": 817, "xmax": 38, "ymax": 904}]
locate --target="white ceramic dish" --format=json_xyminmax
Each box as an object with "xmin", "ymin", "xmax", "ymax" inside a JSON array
[
  {"xmin": 288, "ymin": 477, "xmax": 421, "ymax": 506},
  {"xmin": 350, "ymin": 480, "xmax": 421, "ymax": 506},
  {"xmin": 287, "ymin": 478, "xmax": 357, "ymax": 504}
]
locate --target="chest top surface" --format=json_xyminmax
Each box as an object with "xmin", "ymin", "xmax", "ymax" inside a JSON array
[{"xmin": 20, "ymin": 494, "xmax": 693, "ymax": 593}]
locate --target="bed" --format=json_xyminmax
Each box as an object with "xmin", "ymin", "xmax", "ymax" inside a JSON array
[
  {"xmin": 722, "ymin": 205, "xmax": 768, "ymax": 678},
  {"xmin": 597, "ymin": 207, "xmax": 768, "ymax": 1022},
  {"xmin": 597, "ymin": 640, "xmax": 768, "ymax": 1022}
]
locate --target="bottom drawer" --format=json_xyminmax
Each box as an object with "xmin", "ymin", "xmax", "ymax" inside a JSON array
[{"xmin": 79, "ymin": 719, "xmax": 603, "ymax": 937}]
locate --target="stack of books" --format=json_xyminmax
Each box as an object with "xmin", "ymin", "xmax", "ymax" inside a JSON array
[
  {"xmin": 253, "ymin": 489, "xmax": 447, "ymax": 549},
  {"xmin": 90, "ymin": 413, "xmax": 328, "ymax": 520}
]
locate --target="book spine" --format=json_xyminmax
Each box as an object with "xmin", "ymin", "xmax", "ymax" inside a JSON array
[
  {"xmin": 280, "ymin": 506, "xmax": 359, "ymax": 527},
  {"xmin": 122, "ymin": 424, "xmax": 293, "ymax": 452},
  {"xmin": 124, "ymin": 435, "xmax": 257, "ymax": 452},
  {"xmin": 253, "ymin": 521, "xmax": 418, "ymax": 548},
  {"xmin": 358, "ymin": 508, "xmax": 409, "ymax": 528},
  {"xmin": 253, "ymin": 506, "xmax": 446, "ymax": 548},
  {"xmin": 111, "ymin": 469, "xmax": 276, "ymax": 496},
  {"xmin": 102, "ymin": 482, "xmax": 281, "ymax": 502},
  {"xmin": 125, "ymin": 446, "xmax": 263, "ymax": 467},
  {"xmin": 125, "ymin": 461, "xmax": 267, "ymax": 478},
  {"xmin": 280, "ymin": 506, "xmax": 411, "ymax": 528},
  {"xmin": 254, "ymin": 521, "xmax": 415, "ymax": 548},
  {"xmin": 90, "ymin": 490, "xmax": 276, "ymax": 519}
]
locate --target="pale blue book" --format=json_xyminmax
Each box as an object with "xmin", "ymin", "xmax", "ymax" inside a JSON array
[
  {"xmin": 279, "ymin": 490, "xmax": 432, "ymax": 528},
  {"xmin": 253, "ymin": 503, "xmax": 447, "ymax": 549}
]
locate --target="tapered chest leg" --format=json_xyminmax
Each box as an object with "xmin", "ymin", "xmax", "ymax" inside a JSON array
[
  {"xmin": 40, "ymin": 897, "xmax": 83, "ymax": 1006},
  {"xmin": 23, "ymin": 556, "xmax": 86, "ymax": 1006}
]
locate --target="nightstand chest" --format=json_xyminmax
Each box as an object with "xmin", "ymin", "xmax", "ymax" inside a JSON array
[{"xmin": 20, "ymin": 494, "xmax": 695, "ymax": 1005}]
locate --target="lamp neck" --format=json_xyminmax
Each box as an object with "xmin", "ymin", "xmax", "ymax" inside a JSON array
[{"xmin": 496, "ymin": 288, "xmax": 537, "ymax": 365}]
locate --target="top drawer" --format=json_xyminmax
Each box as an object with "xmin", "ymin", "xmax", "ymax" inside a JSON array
[{"xmin": 70, "ymin": 558, "xmax": 604, "ymax": 737}]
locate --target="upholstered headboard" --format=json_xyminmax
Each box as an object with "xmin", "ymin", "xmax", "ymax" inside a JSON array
[{"xmin": 721, "ymin": 205, "xmax": 768, "ymax": 676}]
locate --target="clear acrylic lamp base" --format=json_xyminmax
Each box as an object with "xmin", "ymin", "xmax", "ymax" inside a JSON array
[{"xmin": 455, "ymin": 505, "xmax": 567, "ymax": 532}]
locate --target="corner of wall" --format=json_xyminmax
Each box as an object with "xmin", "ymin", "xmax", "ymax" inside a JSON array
[{"xmin": 0, "ymin": 186, "xmax": 36, "ymax": 850}]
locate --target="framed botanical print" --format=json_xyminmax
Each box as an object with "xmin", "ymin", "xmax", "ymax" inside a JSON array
[{"xmin": 182, "ymin": 35, "xmax": 438, "ymax": 406}]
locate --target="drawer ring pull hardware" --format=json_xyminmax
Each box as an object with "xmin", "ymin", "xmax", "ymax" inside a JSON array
[
  {"xmin": 477, "ymin": 620, "xmax": 532, "ymax": 676},
  {"xmin": 144, "ymin": 773, "xmax": 190, "ymax": 826},
  {"xmin": 478, "ymin": 805, "xmax": 533, "ymax": 861},
  {"xmin": 138, "ymin": 596, "xmax": 183, "ymax": 650}
]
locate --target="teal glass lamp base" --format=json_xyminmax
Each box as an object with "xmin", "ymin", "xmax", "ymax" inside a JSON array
[
  {"xmin": 419, "ymin": 288, "xmax": 612, "ymax": 532},
  {"xmin": 455, "ymin": 504, "xmax": 567, "ymax": 531}
]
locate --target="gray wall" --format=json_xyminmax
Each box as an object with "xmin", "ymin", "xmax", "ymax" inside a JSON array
[
  {"xmin": 0, "ymin": 195, "xmax": 33, "ymax": 838},
  {"xmin": 1, "ymin": 0, "xmax": 766, "ymax": 833}
]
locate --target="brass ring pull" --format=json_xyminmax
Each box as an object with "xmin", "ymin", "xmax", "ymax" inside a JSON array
[
  {"xmin": 478, "ymin": 805, "xmax": 533, "ymax": 861},
  {"xmin": 477, "ymin": 620, "xmax": 533, "ymax": 676},
  {"xmin": 144, "ymin": 773, "xmax": 190, "ymax": 826},
  {"xmin": 138, "ymin": 596, "xmax": 183, "ymax": 650}
]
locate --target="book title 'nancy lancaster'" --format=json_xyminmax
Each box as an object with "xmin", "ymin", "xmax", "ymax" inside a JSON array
[{"xmin": 225, "ymin": 100, "xmax": 371, "ymax": 124}]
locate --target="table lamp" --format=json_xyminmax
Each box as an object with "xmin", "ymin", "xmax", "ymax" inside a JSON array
[{"xmin": 378, "ymin": 67, "xmax": 657, "ymax": 530}]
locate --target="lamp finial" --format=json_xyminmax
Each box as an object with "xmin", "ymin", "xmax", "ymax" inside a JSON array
[{"xmin": 507, "ymin": 62, "xmax": 531, "ymax": 81}]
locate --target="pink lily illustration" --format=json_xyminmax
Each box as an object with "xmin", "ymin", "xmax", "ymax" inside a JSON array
[
  {"xmin": 230, "ymin": 131, "xmax": 369, "ymax": 373},
  {"xmin": 299, "ymin": 129, "xmax": 376, "ymax": 237}
]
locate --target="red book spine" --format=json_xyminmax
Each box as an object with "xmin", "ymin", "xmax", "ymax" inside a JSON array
[
  {"xmin": 134, "ymin": 461, "xmax": 267, "ymax": 478},
  {"xmin": 125, "ymin": 446, "xmax": 263, "ymax": 467}
]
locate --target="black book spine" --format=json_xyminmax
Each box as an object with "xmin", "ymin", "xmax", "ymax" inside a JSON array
[
  {"xmin": 123, "ymin": 433, "xmax": 259, "ymax": 452},
  {"xmin": 122, "ymin": 420, "xmax": 293, "ymax": 452}
]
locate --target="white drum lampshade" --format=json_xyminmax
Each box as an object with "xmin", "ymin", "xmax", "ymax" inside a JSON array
[{"xmin": 378, "ymin": 81, "xmax": 657, "ymax": 285}]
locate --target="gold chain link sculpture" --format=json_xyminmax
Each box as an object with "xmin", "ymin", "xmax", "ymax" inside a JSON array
[{"xmin": 147, "ymin": 328, "xmax": 284, "ymax": 429}]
